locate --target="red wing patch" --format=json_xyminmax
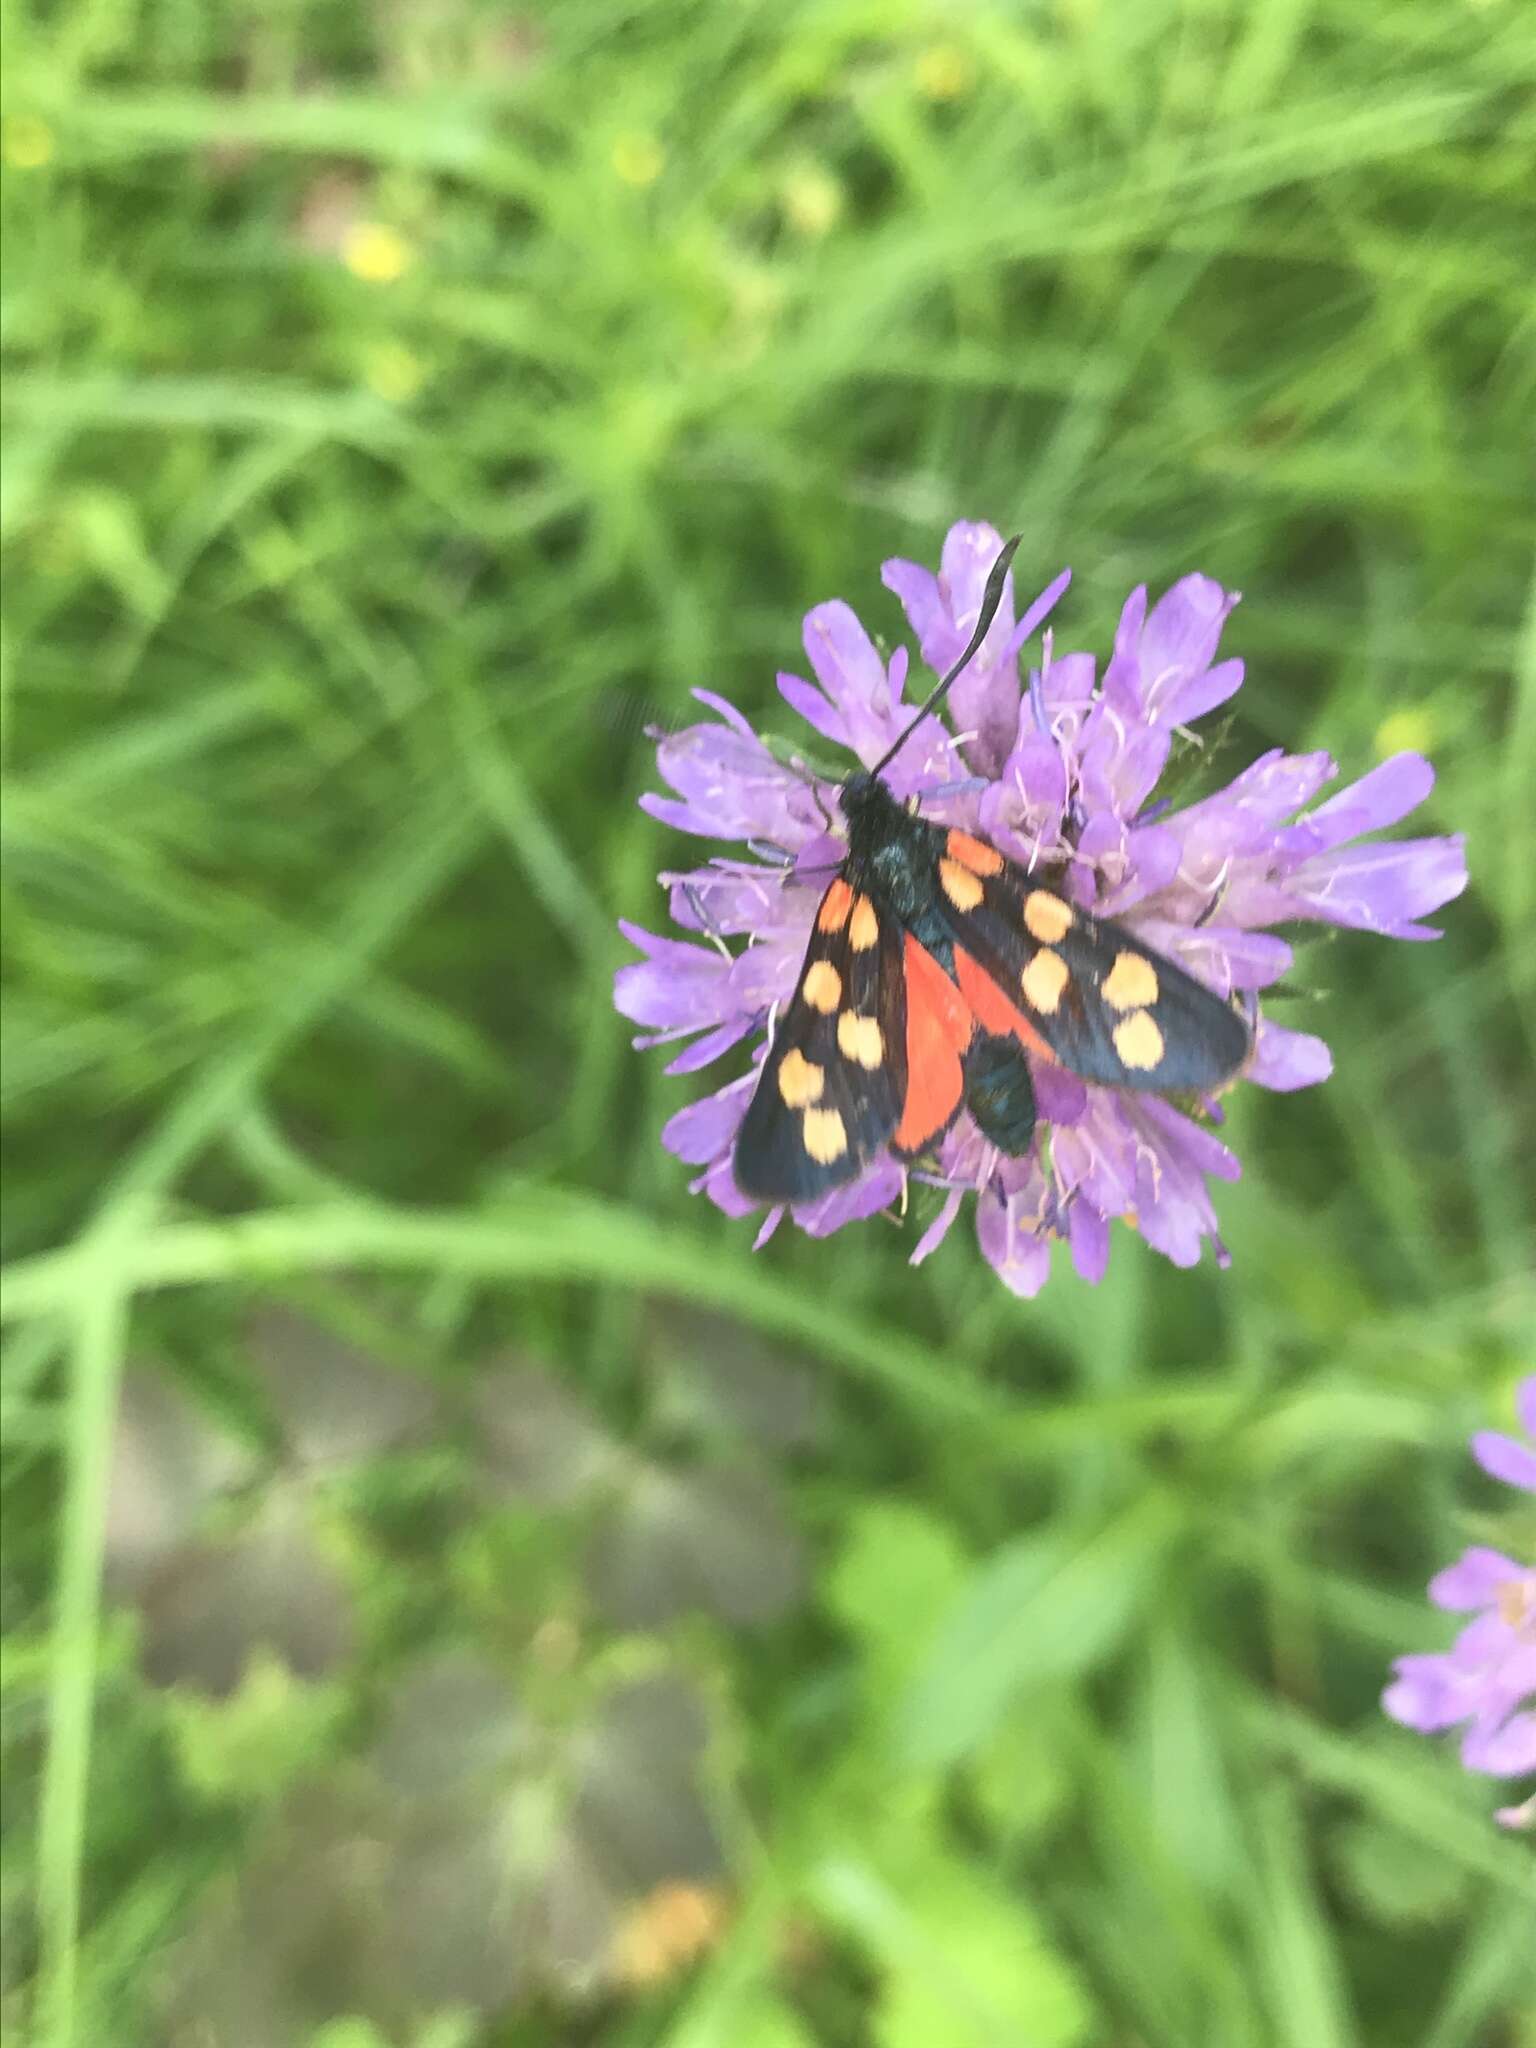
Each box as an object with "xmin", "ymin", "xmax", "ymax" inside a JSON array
[
  {"xmin": 952, "ymin": 945, "xmax": 1059, "ymax": 1066},
  {"xmin": 892, "ymin": 933, "xmax": 973, "ymax": 1156}
]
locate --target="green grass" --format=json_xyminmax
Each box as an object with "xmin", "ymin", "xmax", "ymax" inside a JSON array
[{"xmin": 2, "ymin": 1, "xmax": 1534, "ymax": 2044}]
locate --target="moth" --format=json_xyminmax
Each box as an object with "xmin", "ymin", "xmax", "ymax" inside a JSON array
[{"xmin": 732, "ymin": 538, "xmax": 1252, "ymax": 1203}]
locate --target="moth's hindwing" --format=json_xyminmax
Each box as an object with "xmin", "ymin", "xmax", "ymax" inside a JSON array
[
  {"xmin": 888, "ymin": 928, "xmax": 973, "ymax": 1160},
  {"xmin": 732, "ymin": 875, "xmax": 908, "ymax": 1202},
  {"xmin": 932, "ymin": 828, "xmax": 1251, "ymax": 1091}
]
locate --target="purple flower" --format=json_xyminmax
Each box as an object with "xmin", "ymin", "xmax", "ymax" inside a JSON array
[
  {"xmin": 1384, "ymin": 1379, "xmax": 1536, "ymax": 1829},
  {"xmin": 615, "ymin": 520, "xmax": 1468, "ymax": 1292}
]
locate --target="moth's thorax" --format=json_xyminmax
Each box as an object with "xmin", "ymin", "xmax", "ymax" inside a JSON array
[{"xmin": 839, "ymin": 771, "xmax": 941, "ymax": 932}]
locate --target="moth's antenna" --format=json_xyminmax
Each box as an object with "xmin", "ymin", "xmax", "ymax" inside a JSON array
[{"xmin": 866, "ymin": 534, "xmax": 1022, "ymax": 784}]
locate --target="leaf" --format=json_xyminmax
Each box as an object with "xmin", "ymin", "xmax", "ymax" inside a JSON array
[
  {"xmin": 1330, "ymin": 1815, "xmax": 1471, "ymax": 1928},
  {"xmin": 165, "ymin": 1651, "xmax": 345, "ymax": 1806},
  {"xmin": 966, "ymin": 1694, "xmax": 1075, "ymax": 1846},
  {"xmin": 897, "ymin": 1497, "xmax": 1176, "ymax": 1769},
  {"xmin": 813, "ymin": 1851, "xmax": 1093, "ymax": 2048},
  {"xmin": 826, "ymin": 1502, "xmax": 969, "ymax": 1693},
  {"xmin": 1131, "ymin": 1626, "xmax": 1241, "ymax": 1893}
]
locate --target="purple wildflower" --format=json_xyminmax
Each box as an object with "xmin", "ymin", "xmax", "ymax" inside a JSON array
[
  {"xmin": 614, "ymin": 520, "xmax": 1468, "ymax": 1292},
  {"xmin": 1384, "ymin": 1379, "xmax": 1536, "ymax": 1829}
]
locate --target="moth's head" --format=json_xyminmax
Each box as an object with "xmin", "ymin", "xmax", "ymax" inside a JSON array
[{"xmin": 839, "ymin": 767, "xmax": 884, "ymax": 823}]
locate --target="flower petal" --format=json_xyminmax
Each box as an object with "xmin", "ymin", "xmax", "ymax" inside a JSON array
[
  {"xmin": 1383, "ymin": 1652, "xmax": 1470, "ymax": 1734},
  {"xmin": 691, "ymin": 1151, "xmax": 759, "ymax": 1218},
  {"xmin": 1285, "ymin": 834, "xmax": 1469, "ymax": 940},
  {"xmin": 1168, "ymin": 655, "xmax": 1244, "ymax": 727},
  {"xmin": 1428, "ymin": 1547, "xmax": 1527, "ymax": 1613},
  {"xmin": 1284, "ymin": 752, "xmax": 1436, "ymax": 856},
  {"xmin": 725, "ymin": 927, "xmax": 812, "ymax": 1017},
  {"xmin": 752, "ymin": 1205, "xmax": 785, "ymax": 1249},
  {"xmin": 665, "ymin": 865, "xmax": 791, "ymax": 937},
  {"xmin": 614, "ymin": 922, "xmax": 735, "ymax": 1031},
  {"xmin": 1167, "ymin": 749, "xmax": 1338, "ymax": 871},
  {"xmin": 881, "ymin": 527, "xmax": 1068, "ymax": 778},
  {"xmin": 1471, "ymin": 1429, "xmax": 1536, "ymax": 1495},
  {"xmin": 1126, "ymin": 1099, "xmax": 1238, "ymax": 1268},
  {"xmin": 800, "ymin": 601, "xmax": 894, "ymax": 757},
  {"xmin": 690, "ymin": 687, "xmax": 758, "ymax": 737},
  {"xmin": 1068, "ymin": 1200, "xmax": 1110, "ymax": 1283},
  {"xmin": 793, "ymin": 1157, "xmax": 905, "ymax": 1236},
  {"xmin": 1050, "ymin": 1093, "xmax": 1140, "ymax": 1216},
  {"xmin": 1462, "ymin": 1709, "xmax": 1536, "ymax": 1778},
  {"xmin": 664, "ymin": 1014, "xmax": 755, "ymax": 1075},
  {"xmin": 976, "ymin": 1184, "xmax": 1053, "ymax": 1296},
  {"xmin": 662, "ymin": 1077, "xmax": 753, "ymax": 1164},
  {"xmin": 910, "ymin": 1187, "xmax": 964, "ymax": 1265},
  {"xmin": 1129, "ymin": 920, "xmax": 1292, "ymax": 996},
  {"xmin": 649, "ymin": 716, "xmax": 823, "ymax": 845},
  {"xmin": 1033, "ymin": 1063, "xmax": 1087, "ymax": 1125},
  {"xmin": 1099, "ymin": 585, "xmax": 1148, "ymax": 712},
  {"xmin": 981, "ymin": 733, "xmax": 1068, "ymax": 847},
  {"xmin": 1247, "ymin": 1020, "xmax": 1333, "ymax": 1092},
  {"xmin": 1138, "ymin": 576, "xmax": 1240, "ymax": 715},
  {"xmin": 776, "ymin": 671, "xmax": 850, "ymax": 749}
]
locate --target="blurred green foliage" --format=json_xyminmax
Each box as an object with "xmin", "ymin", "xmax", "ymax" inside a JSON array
[{"xmin": 2, "ymin": 0, "xmax": 1534, "ymax": 2044}]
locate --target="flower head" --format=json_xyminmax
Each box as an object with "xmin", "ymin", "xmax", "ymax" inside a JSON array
[
  {"xmin": 615, "ymin": 520, "xmax": 1468, "ymax": 1292},
  {"xmin": 1384, "ymin": 1378, "xmax": 1536, "ymax": 1829}
]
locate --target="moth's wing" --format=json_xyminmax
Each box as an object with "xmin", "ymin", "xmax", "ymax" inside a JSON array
[
  {"xmin": 733, "ymin": 878, "xmax": 908, "ymax": 1203},
  {"xmin": 930, "ymin": 829, "xmax": 1251, "ymax": 1091},
  {"xmin": 888, "ymin": 928, "xmax": 975, "ymax": 1160}
]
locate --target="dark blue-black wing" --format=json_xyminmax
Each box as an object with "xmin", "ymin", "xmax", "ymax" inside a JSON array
[{"xmin": 733, "ymin": 876, "xmax": 909, "ymax": 1203}]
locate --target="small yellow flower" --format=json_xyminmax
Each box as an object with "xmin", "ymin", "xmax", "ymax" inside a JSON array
[
  {"xmin": 342, "ymin": 221, "xmax": 413, "ymax": 285},
  {"xmin": 363, "ymin": 342, "xmax": 425, "ymax": 403},
  {"xmin": 613, "ymin": 1881, "xmax": 728, "ymax": 1988},
  {"xmin": 33, "ymin": 522, "xmax": 79, "ymax": 577},
  {"xmin": 915, "ymin": 42, "xmax": 975, "ymax": 101},
  {"xmin": 612, "ymin": 132, "xmax": 665, "ymax": 188},
  {"xmin": 1373, "ymin": 708, "xmax": 1435, "ymax": 759},
  {"xmin": 529, "ymin": 1614, "xmax": 579, "ymax": 1670},
  {"xmin": 729, "ymin": 264, "xmax": 783, "ymax": 326},
  {"xmin": 782, "ymin": 164, "xmax": 843, "ymax": 238},
  {"xmin": 4, "ymin": 115, "xmax": 55, "ymax": 169}
]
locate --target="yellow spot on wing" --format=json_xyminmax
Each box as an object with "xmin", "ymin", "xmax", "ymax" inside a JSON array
[
  {"xmin": 837, "ymin": 1012, "xmax": 883, "ymax": 1068},
  {"xmin": 803, "ymin": 959, "xmax": 842, "ymax": 1012},
  {"xmin": 1102, "ymin": 950, "xmax": 1159, "ymax": 1012},
  {"xmin": 803, "ymin": 1106, "xmax": 848, "ymax": 1163},
  {"xmin": 1113, "ymin": 1010, "xmax": 1165, "ymax": 1070},
  {"xmin": 849, "ymin": 895, "xmax": 879, "ymax": 951},
  {"xmin": 778, "ymin": 1049, "xmax": 824, "ymax": 1106},
  {"xmin": 1021, "ymin": 948, "xmax": 1070, "ymax": 1015},
  {"xmin": 945, "ymin": 829, "xmax": 1004, "ymax": 877},
  {"xmin": 1024, "ymin": 890, "xmax": 1074, "ymax": 943},
  {"xmin": 939, "ymin": 858, "xmax": 985, "ymax": 911}
]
